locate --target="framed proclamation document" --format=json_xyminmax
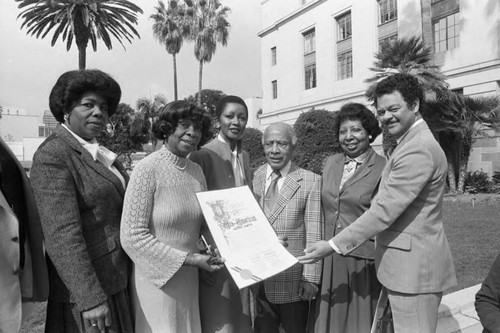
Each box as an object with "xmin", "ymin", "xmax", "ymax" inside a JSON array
[{"xmin": 196, "ymin": 186, "xmax": 298, "ymax": 289}]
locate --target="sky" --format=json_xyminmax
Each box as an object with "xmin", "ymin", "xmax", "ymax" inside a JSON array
[{"xmin": 0, "ymin": 0, "xmax": 262, "ymax": 117}]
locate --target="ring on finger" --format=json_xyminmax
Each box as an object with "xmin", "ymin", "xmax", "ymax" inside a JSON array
[{"xmin": 91, "ymin": 323, "xmax": 98, "ymax": 327}]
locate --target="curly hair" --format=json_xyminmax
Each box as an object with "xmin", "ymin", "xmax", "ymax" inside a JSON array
[
  {"xmin": 152, "ymin": 101, "xmax": 213, "ymax": 149},
  {"xmin": 215, "ymin": 95, "xmax": 248, "ymax": 119},
  {"xmin": 334, "ymin": 103, "xmax": 382, "ymax": 143},
  {"xmin": 373, "ymin": 73, "xmax": 423, "ymax": 110},
  {"xmin": 49, "ymin": 69, "xmax": 121, "ymax": 123}
]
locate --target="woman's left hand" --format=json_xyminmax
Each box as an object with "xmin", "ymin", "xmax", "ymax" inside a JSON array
[
  {"xmin": 82, "ymin": 301, "xmax": 111, "ymax": 332},
  {"xmin": 297, "ymin": 241, "xmax": 334, "ymax": 264}
]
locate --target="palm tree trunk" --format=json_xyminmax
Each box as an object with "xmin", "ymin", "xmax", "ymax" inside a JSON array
[
  {"xmin": 457, "ymin": 144, "xmax": 470, "ymax": 194},
  {"xmin": 198, "ymin": 60, "xmax": 203, "ymax": 106},
  {"xmin": 173, "ymin": 53, "xmax": 178, "ymax": 100},
  {"xmin": 447, "ymin": 161, "xmax": 457, "ymax": 194},
  {"xmin": 78, "ymin": 44, "xmax": 86, "ymax": 70}
]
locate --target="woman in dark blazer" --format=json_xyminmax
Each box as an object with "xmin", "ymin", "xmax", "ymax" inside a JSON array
[
  {"xmin": 310, "ymin": 103, "xmax": 386, "ymax": 333},
  {"xmin": 30, "ymin": 69, "xmax": 132, "ymax": 333},
  {"xmin": 189, "ymin": 95, "xmax": 253, "ymax": 333}
]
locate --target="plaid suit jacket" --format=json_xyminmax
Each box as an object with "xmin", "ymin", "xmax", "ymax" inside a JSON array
[{"xmin": 253, "ymin": 163, "xmax": 323, "ymax": 304}]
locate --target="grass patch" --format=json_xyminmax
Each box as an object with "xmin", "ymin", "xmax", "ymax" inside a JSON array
[{"xmin": 443, "ymin": 194, "xmax": 500, "ymax": 293}]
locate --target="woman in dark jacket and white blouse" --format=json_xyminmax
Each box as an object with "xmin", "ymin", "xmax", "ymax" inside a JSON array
[{"xmin": 30, "ymin": 69, "xmax": 132, "ymax": 333}]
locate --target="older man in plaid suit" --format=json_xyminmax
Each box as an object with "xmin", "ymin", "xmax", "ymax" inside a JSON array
[{"xmin": 252, "ymin": 122, "xmax": 323, "ymax": 333}]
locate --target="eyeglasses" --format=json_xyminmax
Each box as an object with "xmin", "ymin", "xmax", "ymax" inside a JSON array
[{"xmin": 263, "ymin": 140, "xmax": 289, "ymax": 149}]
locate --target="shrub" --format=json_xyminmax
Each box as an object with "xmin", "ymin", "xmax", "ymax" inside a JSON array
[
  {"xmin": 241, "ymin": 127, "xmax": 266, "ymax": 171},
  {"xmin": 465, "ymin": 170, "xmax": 493, "ymax": 194},
  {"xmin": 292, "ymin": 108, "xmax": 341, "ymax": 175}
]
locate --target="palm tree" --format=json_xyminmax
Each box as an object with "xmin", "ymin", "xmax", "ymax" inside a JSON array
[
  {"xmin": 186, "ymin": 0, "xmax": 230, "ymax": 105},
  {"xmin": 365, "ymin": 36, "xmax": 449, "ymax": 101},
  {"xmin": 17, "ymin": 0, "xmax": 143, "ymax": 70},
  {"xmin": 136, "ymin": 94, "xmax": 168, "ymax": 147},
  {"xmin": 151, "ymin": 0, "xmax": 190, "ymax": 100}
]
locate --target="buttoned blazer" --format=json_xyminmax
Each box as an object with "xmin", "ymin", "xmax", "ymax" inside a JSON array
[
  {"xmin": 253, "ymin": 163, "xmax": 323, "ymax": 304},
  {"xmin": 30, "ymin": 124, "xmax": 130, "ymax": 311},
  {"xmin": 322, "ymin": 147, "xmax": 386, "ymax": 259},
  {"xmin": 189, "ymin": 138, "xmax": 252, "ymax": 190},
  {"xmin": 0, "ymin": 138, "xmax": 48, "ymax": 332},
  {"xmin": 333, "ymin": 121, "xmax": 457, "ymax": 294}
]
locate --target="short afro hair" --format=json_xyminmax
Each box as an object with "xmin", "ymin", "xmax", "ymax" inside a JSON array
[
  {"xmin": 373, "ymin": 73, "xmax": 423, "ymax": 110},
  {"xmin": 152, "ymin": 100, "xmax": 214, "ymax": 149},
  {"xmin": 49, "ymin": 69, "xmax": 121, "ymax": 123},
  {"xmin": 334, "ymin": 103, "xmax": 381, "ymax": 143}
]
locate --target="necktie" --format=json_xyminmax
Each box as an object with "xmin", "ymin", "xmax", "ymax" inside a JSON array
[
  {"xmin": 231, "ymin": 152, "xmax": 245, "ymax": 186},
  {"xmin": 264, "ymin": 170, "xmax": 281, "ymax": 216},
  {"xmin": 84, "ymin": 143, "xmax": 118, "ymax": 168}
]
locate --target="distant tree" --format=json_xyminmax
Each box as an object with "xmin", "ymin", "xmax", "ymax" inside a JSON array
[
  {"xmin": 186, "ymin": 88, "xmax": 225, "ymax": 131},
  {"xmin": 17, "ymin": 0, "xmax": 143, "ymax": 70},
  {"xmin": 293, "ymin": 108, "xmax": 340, "ymax": 175},
  {"xmin": 136, "ymin": 94, "xmax": 168, "ymax": 146},
  {"xmin": 151, "ymin": 0, "xmax": 190, "ymax": 100},
  {"xmin": 241, "ymin": 127, "xmax": 266, "ymax": 171},
  {"xmin": 97, "ymin": 103, "xmax": 149, "ymax": 168},
  {"xmin": 185, "ymin": 0, "xmax": 230, "ymax": 105}
]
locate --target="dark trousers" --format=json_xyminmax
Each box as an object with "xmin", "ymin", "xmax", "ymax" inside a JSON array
[{"xmin": 254, "ymin": 285, "xmax": 309, "ymax": 333}]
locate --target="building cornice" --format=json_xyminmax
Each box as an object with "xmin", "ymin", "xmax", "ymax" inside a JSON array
[
  {"xmin": 442, "ymin": 59, "xmax": 500, "ymax": 79},
  {"xmin": 259, "ymin": 89, "xmax": 368, "ymax": 119},
  {"xmin": 258, "ymin": 0, "xmax": 327, "ymax": 38}
]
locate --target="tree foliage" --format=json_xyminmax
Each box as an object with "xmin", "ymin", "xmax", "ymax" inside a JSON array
[
  {"xmin": 97, "ymin": 103, "xmax": 149, "ymax": 169},
  {"xmin": 184, "ymin": 0, "xmax": 230, "ymax": 105},
  {"xmin": 136, "ymin": 94, "xmax": 168, "ymax": 146},
  {"xmin": 151, "ymin": 0, "xmax": 190, "ymax": 100},
  {"xmin": 241, "ymin": 127, "xmax": 266, "ymax": 171},
  {"xmin": 365, "ymin": 35, "xmax": 449, "ymax": 101},
  {"xmin": 292, "ymin": 108, "xmax": 340, "ymax": 175},
  {"xmin": 17, "ymin": 0, "xmax": 143, "ymax": 70},
  {"xmin": 186, "ymin": 88, "xmax": 225, "ymax": 131}
]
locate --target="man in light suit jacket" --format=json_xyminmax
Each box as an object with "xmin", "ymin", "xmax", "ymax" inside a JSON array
[
  {"xmin": 299, "ymin": 74, "xmax": 457, "ymax": 333},
  {"xmin": 0, "ymin": 137, "xmax": 48, "ymax": 332},
  {"xmin": 252, "ymin": 122, "xmax": 323, "ymax": 333}
]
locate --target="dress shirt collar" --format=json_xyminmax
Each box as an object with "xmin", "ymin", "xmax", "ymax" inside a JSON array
[
  {"xmin": 397, "ymin": 118, "xmax": 424, "ymax": 144},
  {"xmin": 345, "ymin": 149, "xmax": 369, "ymax": 165},
  {"xmin": 266, "ymin": 161, "xmax": 291, "ymax": 181}
]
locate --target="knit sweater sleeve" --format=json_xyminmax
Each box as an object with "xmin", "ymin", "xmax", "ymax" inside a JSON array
[{"xmin": 120, "ymin": 157, "xmax": 188, "ymax": 288}]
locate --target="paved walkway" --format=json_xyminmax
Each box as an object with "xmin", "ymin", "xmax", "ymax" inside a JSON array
[{"xmin": 437, "ymin": 284, "xmax": 483, "ymax": 333}]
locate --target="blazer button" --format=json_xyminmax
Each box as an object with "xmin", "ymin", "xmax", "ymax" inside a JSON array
[
  {"xmin": 337, "ymin": 224, "xmax": 342, "ymax": 229},
  {"xmin": 12, "ymin": 236, "xmax": 19, "ymax": 242}
]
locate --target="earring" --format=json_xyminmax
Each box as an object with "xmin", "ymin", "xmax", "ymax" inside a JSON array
[
  {"xmin": 64, "ymin": 114, "xmax": 69, "ymax": 121},
  {"xmin": 369, "ymin": 135, "xmax": 373, "ymax": 139}
]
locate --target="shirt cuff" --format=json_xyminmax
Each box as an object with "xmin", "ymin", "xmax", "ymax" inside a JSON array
[{"xmin": 328, "ymin": 239, "xmax": 341, "ymax": 254}]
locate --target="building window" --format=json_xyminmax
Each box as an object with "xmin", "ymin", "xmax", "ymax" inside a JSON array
[
  {"xmin": 378, "ymin": 0, "xmax": 397, "ymax": 24},
  {"xmin": 337, "ymin": 12, "xmax": 351, "ymax": 41},
  {"xmin": 303, "ymin": 29, "xmax": 316, "ymax": 90},
  {"xmin": 338, "ymin": 51, "xmax": 353, "ymax": 80},
  {"xmin": 379, "ymin": 33, "xmax": 398, "ymax": 50},
  {"xmin": 433, "ymin": 12, "xmax": 460, "ymax": 52},
  {"xmin": 272, "ymin": 80, "xmax": 278, "ymax": 99},
  {"xmin": 271, "ymin": 47, "xmax": 276, "ymax": 66}
]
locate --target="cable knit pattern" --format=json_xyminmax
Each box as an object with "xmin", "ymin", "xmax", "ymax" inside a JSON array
[{"xmin": 121, "ymin": 146, "xmax": 207, "ymax": 288}]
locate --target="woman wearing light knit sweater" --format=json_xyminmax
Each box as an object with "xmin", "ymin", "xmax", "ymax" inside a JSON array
[{"xmin": 120, "ymin": 101, "xmax": 224, "ymax": 333}]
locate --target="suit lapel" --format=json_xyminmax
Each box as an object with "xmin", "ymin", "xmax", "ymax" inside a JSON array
[
  {"xmin": 340, "ymin": 148, "xmax": 377, "ymax": 193},
  {"xmin": 55, "ymin": 125, "xmax": 127, "ymax": 197},
  {"xmin": 267, "ymin": 164, "xmax": 301, "ymax": 225}
]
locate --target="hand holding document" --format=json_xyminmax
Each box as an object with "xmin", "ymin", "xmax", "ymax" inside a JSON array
[{"xmin": 196, "ymin": 186, "xmax": 298, "ymax": 289}]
